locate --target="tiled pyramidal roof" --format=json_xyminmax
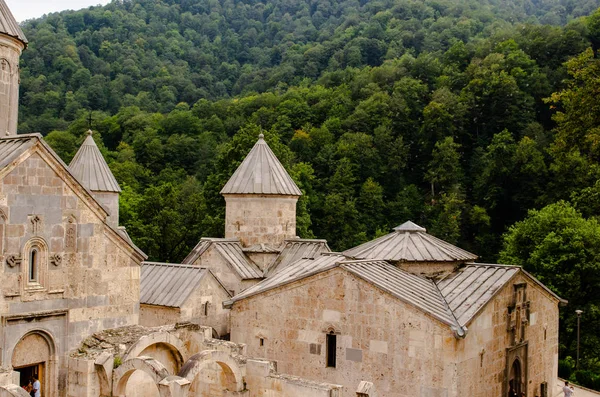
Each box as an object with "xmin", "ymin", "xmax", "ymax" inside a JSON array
[
  {"xmin": 220, "ymin": 134, "xmax": 302, "ymax": 196},
  {"xmin": 343, "ymin": 221, "xmax": 478, "ymax": 263},
  {"xmin": 0, "ymin": 0, "xmax": 27, "ymax": 44},
  {"xmin": 69, "ymin": 131, "xmax": 121, "ymax": 193}
]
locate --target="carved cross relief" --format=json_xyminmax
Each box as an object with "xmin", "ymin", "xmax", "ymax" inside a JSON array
[
  {"xmin": 507, "ymin": 283, "xmax": 530, "ymax": 346},
  {"xmin": 65, "ymin": 216, "xmax": 77, "ymax": 252},
  {"xmin": 30, "ymin": 215, "xmax": 42, "ymax": 235}
]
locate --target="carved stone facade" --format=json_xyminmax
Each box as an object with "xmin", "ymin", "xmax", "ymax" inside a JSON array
[{"xmin": 0, "ymin": 137, "xmax": 145, "ymax": 396}]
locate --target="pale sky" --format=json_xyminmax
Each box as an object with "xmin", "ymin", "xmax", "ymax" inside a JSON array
[{"xmin": 5, "ymin": 0, "xmax": 112, "ymax": 22}]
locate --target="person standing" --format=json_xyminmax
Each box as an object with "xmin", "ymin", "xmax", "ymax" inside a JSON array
[
  {"xmin": 31, "ymin": 375, "xmax": 40, "ymax": 397},
  {"xmin": 563, "ymin": 381, "xmax": 574, "ymax": 397}
]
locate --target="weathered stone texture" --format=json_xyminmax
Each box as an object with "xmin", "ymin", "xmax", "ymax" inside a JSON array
[
  {"xmin": 455, "ymin": 273, "xmax": 559, "ymax": 397},
  {"xmin": 0, "ymin": 150, "xmax": 142, "ymax": 396},
  {"xmin": 231, "ymin": 267, "xmax": 455, "ymax": 396},
  {"xmin": 139, "ymin": 265, "xmax": 239, "ymax": 336},
  {"xmin": 0, "ymin": 35, "xmax": 24, "ymax": 137},
  {"xmin": 190, "ymin": 245, "xmax": 245, "ymax": 296},
  {"xmin": 91, "ymin": 191, "xmax": 119, "ymax": 229},
  {"xmin": 230, "ymin": 267, "xmax": 560, "ymax": 397},
  {"xmin": 224, "ymin": 195, "xmax": 298, "ymax": 248}
]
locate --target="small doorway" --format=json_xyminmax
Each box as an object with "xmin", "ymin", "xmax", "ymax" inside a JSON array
[
  {"xmin": 509, "ymin": 359, "xmax": 522, "ymax": 396},
  {"xmin": 15, "ymin": 363, "xmax": 44, "ymax": 395}
]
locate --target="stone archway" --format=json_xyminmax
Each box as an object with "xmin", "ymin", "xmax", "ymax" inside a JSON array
[
  {"xmin": 12, "ymin": 330, "xmax": 57, "ymax": 396},
  {"xmin": 124, "ymin": 332, "xmax": 186, "ymax": 374},
  {"xmin": 113, "ymin": 356, "xmax": 170, "ymax": 397},
  {"xmin": 509, "ymin": 359, "xmax": 523, "ymax": 395},
  {"xmin": 178, "ymin": 350, "xmax": 244, "ymax": 396}
]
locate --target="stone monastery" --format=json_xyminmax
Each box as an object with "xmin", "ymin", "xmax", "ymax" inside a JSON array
[{"xmin": 0, "ymin": 2, "xmax": 565, "ymax": 397}]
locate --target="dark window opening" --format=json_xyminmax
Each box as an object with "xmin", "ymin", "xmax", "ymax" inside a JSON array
[
  {"xmin": 29, "ymin": 249, "xmax": 38, "ymax": 282},
  {"xmin": 260, "ymin": 338, "xmax": 264, "ymax": 346},
  {"xmin": 204, "ymin": 302, "xmax": 209, "ymax": 316},
  {"xmin": 326, "ymin": 332, "xmax": 337, "ymax": 368}
]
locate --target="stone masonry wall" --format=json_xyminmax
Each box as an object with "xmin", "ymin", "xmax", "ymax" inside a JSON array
[
  {"xmin": 224, "ymin": 194, "xmax": 298, "ymax": 248},
  {"xmin": 139, "ymin": 305, "xmax": 181, "ymax": 328},
  {"xmin": 91, "ymin": 191, "xmax": 119, "ymax": 229},
  {"xmin": 0, "ymin": 35, "xmax": 24, "ymax": 137},
  {"xmin": 191, "ymin": 245, "xmax": 243, "ymax": 296},
  {"xmin": 140, "ymin": 273, "xmax": 230, "ymax": 338},
  {"xmin": 0, "ymin": 150, "xmax": 142, "ymax": 396},
  {"xmin": 230, "ymin": 267, "xmax": 456, "ymax": 397},
  {"xmin": 454, "ymin": 273, "xmax": 560, "ymax": 397},
  {"xmin": 181, "ymin": 273, "xmax": 231, "ymax": 338}
]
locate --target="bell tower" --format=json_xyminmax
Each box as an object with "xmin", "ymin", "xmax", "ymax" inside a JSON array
[
  {"xmin": 0, "ymin": 0, "xmax": 27, "ymax": 136},
  {"xmin": 221, "ymin": 134, "xmax": 302, "ymax": 248}
]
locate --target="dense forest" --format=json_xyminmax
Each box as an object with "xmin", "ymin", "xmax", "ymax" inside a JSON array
[{"xmin": 16, "ymin": 0, "xmax": 600, "ymax": 388}]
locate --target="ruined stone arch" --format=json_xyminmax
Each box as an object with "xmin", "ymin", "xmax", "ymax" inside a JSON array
[
  {"xmin": 112, "ymin": 356, "xmax": 170, "ymax": 397},
  {"xmin": 124, "ymin": 332, "xmax": 186, "ymax": 373},
  {"xmin": 178, "ymin": 350, "xmax": 244, "ymax": 393}
]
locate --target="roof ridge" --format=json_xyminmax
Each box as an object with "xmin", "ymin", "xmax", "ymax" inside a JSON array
[
  {"xmin": 143, "ymin": 261, "xmax": 207, "ymax": 269},
  {"xmin": 432, "ymin": 274, "xmax": 468, "ymax": 338}
]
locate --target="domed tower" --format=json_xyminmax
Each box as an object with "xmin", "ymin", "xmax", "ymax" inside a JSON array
[
  {"xmin": 221, "ymin": 134, "xmax": 302, "ymax": 248},
  {"xmin": 0, "ymin": 0, "xmax": 27, "ymax": 136}
]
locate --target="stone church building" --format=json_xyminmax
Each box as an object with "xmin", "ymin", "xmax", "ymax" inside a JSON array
[{"xmin": 0, "ymin": 1, "xmax": 566, "ymax": 396}]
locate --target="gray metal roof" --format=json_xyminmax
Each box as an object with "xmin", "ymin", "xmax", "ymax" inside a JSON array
[
  {"xmin": 0, "ymin": 0, "xmax": 27, "ymax": 44},
  {"xmin": 141, "ymin": 262, "xmax": 208, "ymax": 307},
  {"xmin": 69, "ymin": 131, "xmax": 121, "ymax": 193},
  {"xmin": 220, "ymin": 134, "xmax": 302, "ymax": 196},
  {"xmin": 226, "ymin": 257, "xmax": 546, "ymax": 336},
  {"xmin": 226, "ymin": 254, "xmax": 344, "ymax": 304},
  {"xmin": 265, "ymin": 239, "xmax": 331, "ymax": 276},
  {"xmin": 437, "ymin": 264, "xmax": 519, "ymax": 327},
  {"xmin": 182, "ymin": 238, "xmax": 263, "ymax": 280},
  {"xmin": 343, "ymin": 221, "xmax": 478, "ymax": 263},
  {"xmin": 341, "ymin": 261, "xmax": 456, "ymax": 326},
  {"xmin": 0, "ymin": 134, "xmax": 36, "ymax": 168}
]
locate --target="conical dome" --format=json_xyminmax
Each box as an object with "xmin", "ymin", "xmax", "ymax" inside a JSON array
[
  {"xmin": 221, "ymin": 134, "xmax": 302, "ymax": 196},
  {"xmin": 343, "ymin": 221, "xmax": 477, "ymax": 263},
  {"xmin": 0, "ymin": 0, "xmax": 27, "ymax": 45},
  {"xmin": 69, "ymin": 131, "xmax": 121, "ymax": 192}
]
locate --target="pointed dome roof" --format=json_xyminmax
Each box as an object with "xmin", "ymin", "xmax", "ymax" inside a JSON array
[
  {"xmin": 343, "ymin": 221, "xmax": 477, "ymax": 263},
  {"xmin": 69, "ymin": 130, "xmax": 121, "ymax": 193},
  {"xmin": 220, "ymin": 134, "xmax": 302, "ymax": 196},
  {"xmin": 0, "ymin": 0, "xmax": 27, "ymax": 45}
]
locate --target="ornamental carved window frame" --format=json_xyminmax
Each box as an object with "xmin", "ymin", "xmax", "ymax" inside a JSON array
[{"xmin": 22, "ymin": 237, "xmax": 49, "ymax": 292}]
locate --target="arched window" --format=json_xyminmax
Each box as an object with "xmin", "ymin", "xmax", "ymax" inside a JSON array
[
  {"xmin": 29, "ymin": 248, "xmax": 39, "ymax": 282},
  {"xmin": 326, "ymin": 330, "xmax": 337, "ymax": 368},
  {"xmin": 22, "ymin": 238, "xmax": 48, "ymax": 290}
]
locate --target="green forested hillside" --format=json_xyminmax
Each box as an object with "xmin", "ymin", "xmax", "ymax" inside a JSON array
[{"xmin": 15, "ymin": 0, "xmax": 600, "ymax": 384}]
